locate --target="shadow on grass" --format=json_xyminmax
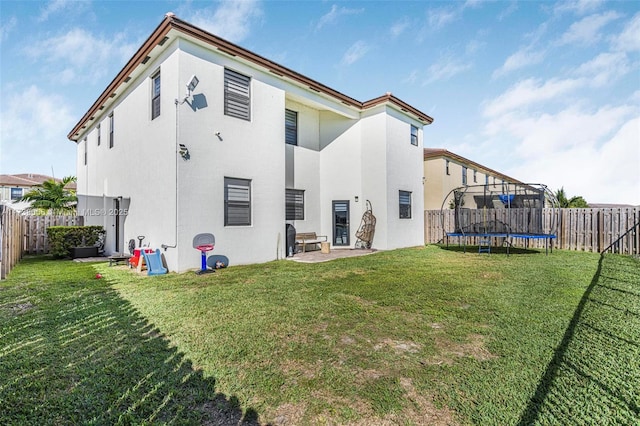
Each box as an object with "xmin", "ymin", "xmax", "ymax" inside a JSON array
[
  {"xmin": 0, "ymin": 258, "xmax": 261, "ymax": 425},
  {"xmin": 517, "ymin": 253, "xmax": 640, "ymax": 425}
]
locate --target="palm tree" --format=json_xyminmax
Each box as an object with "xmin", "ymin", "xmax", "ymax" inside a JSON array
[
  {"xmin": 17, "ymin": 176, "xmax": 77, "ymax": 215},
  {"xmin": 555, "ymin": 187, "xmax": 589, "ymax": 208}
]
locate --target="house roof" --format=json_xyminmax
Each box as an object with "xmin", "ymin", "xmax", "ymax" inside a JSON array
[
  {"xmin": 423, "ymin": 148, "xmax": 523, "ymax": 184},
  {"xmin": 68, "ymin": 13, "xmax": 433, "ymax": 142},
  {"xmin": 0, "ymin": 174, "xmax": 77, "ymax": 189}
]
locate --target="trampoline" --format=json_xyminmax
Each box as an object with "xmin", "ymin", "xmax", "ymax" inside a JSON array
[{"xmin": 441, "ymin": 183, "xmax": 559, "ymax": 255}]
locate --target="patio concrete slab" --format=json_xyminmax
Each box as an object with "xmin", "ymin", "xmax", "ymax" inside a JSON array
[{"xmin": 287, "ymin": 248, "xmax": 377, "ymax": 263}]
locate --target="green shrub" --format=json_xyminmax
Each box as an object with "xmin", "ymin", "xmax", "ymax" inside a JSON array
[{"xmin": 47, "ymin": 226, "xmax": 106, "ymax": 258}]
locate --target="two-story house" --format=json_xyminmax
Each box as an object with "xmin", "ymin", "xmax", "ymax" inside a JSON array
[
  {"xmin": 0, "ymin": 174, "xmax": 76, "ymax": 212},
  {"xmin": 423, "ymin": 148, "xmax": 523, "ymax": 210},
  {"xmin": 68, "ymin": 14, "xmax": 433, "ymax": 272}
]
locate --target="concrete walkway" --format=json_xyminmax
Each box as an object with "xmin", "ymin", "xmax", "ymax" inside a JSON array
[{"xmin": 287, "ymin": 248, "xmax": 377, "ymax": 263}]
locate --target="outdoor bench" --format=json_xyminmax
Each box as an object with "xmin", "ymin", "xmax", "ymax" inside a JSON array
[{"xmin": 295, "ymin": 232, "xmax": 328, "ymax": 253}]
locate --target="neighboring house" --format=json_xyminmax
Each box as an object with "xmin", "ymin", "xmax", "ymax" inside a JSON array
[
  {"xmin": 423, "ymin": 148, "xmax": 522, "ymax": 210},
  {"xmin": 0, "ymin": 174, "xmax": 77, "ymax": 212},
  {"xmin": 68, "ymin": 14, "xmax": 433, "ymax": 272}
]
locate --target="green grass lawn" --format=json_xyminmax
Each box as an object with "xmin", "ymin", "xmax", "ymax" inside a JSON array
[{"xmin": 1, "ymin": 246, "xmax": 638, "ymax": 425}]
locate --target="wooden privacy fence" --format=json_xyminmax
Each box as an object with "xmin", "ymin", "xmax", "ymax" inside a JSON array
[
  {"xmin": 23, "ymin": 214, "xmax": 84, "ymax": 254},
  {"xmin": 0, "ymin": 208, "xmax": 83, "ymax": 279},
  {"xmin": 425, "ymin": 207, "xmax": 640, "ymax": 255},
  {"xmin": 1, "ymin": 206, "xmax": 24, "ymax": 279}
]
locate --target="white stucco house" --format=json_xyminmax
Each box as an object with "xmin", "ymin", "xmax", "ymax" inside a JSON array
[{"xmin": 69, "ymin": 13, "xmax": 433, "ymax": 272}]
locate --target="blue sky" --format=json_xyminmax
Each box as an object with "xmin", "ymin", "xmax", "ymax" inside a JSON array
[{"xmin": 1, "ymin": 0, "xmax": 638, "ymax": 204}]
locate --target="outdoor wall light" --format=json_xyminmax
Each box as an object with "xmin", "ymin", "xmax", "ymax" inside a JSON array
[
  {"xmin": 186, "ymin": 75, "xmax": 199, "ymax": 93},
  {"xmin": 178, "ymin": 143, "xmax": 190, "ymax": 160},
  {"xmin": 176, "ymin": 74, "xmax": 200, "ymax": 105},
  {"xmin": 355, "ymin": 196, "xmax": 359, "ymax": 202}
]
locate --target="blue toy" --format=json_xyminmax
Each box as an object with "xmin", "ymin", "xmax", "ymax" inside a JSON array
[
  {"xmin": 206, "ymin": 255, "xmax": 230, "ymax": 270},
  {"xmin": 141, "ymin": 249, "xmax": 168, "ymax": 276}
]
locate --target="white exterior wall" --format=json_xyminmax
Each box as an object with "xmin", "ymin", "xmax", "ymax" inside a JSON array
[
  {"xmin": 360, "ymin": 110, "xmax": 390, "ymax": 248},
  {"xmin": 175, "ymin": 39, "xmax": 285, "ymax": 269},
  {"xmin": 285, "ymin": 100, "xmax": 321, "ymax": 236},
  {"xmin": 77, "ymin": 44, "xmax": 180, "ymax": 266},
  {"xmin": 384, "ymin": 108, "xmax": 424, "ymax": 248},
  {"xmin": 319, "ymin": 113, "xmax": 362, "ymax": 246}
]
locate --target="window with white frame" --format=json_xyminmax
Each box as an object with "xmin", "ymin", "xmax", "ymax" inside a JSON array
[
  {"xmin": 224, "ymin": 68, "xmax": 251, "ymax": 120},
  {"xmin": 410, "ymin": 125, "xmax": 418, "ymax": 146},
  {"xmin": 285, "ymin": 109, "xmax": 298, "ymax": 145},
  {"xmin": 108, "ymin": 113, "xmax": 114, "ymax": 148},
  {"xmin": 485, "ymin": 174, "xmax": 489, "ymax": 185},
  {"xmin": 97, "ymin": 124, "xmax": 101, "ymax": 146},
  {"xmin": 462, "ymin": 166, "xmax": 467, "ymax": 185},
  {"xmin": 446, "ymin": 160, "xmax": 450, "ymax": 175},
  {"xmin": 225, "ymin": 177, "xmax": 251, "ymax": 226},
  {"xmin": 285, "ymin": 189, "xmax": 304, "ymax": 220},
  {"xmin": 10, "ymin": 188, "xmax": 22, "ymax": 201},
  {"xmin": 151, "ymin": 71, "xmax": 161, "ymax": 120},
  {"xmin": 83, "ymin": 137, "xmax": 87, "ymax": 165},
  {"xmin": 399, "ymin": 190, "xmax": 412, "ymax": 219},
  {"xmin": 473, "ymin": 169, "xmax": 477, "ymax": 183}
]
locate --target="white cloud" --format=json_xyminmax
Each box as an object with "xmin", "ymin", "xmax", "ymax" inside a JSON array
[
  {"xmin": 557, "ymin": 11, "xmax": 621, "ymax": 46},
  {"xmin": 390, "ymin": 18, "xmax": 410, "ymax": 38},
  {"xmin": 25, "ymin": 28, "xmax": 137, "ymax": 85},
  {"xmin": 553, "ymin": 0, "xmax": 605, "ymax": 16},
  {"xmin": 428, "ymin": 7, "xmax": 459, "ymax": 30},
  {"xmin": 506, "ymin": 114, "xmax": 640, "ymax": 205},
  {"xmin": 402, "ymin": 69, "xmax": 419, "ymax": 84},
  {"xmin": 0, "ymin": 16, "xmax": 17, "ymax": 43},
  {"xmin": 316, "ymin": 4, "xmax": 364, "ymax": 30},
  {"xmin": 0, "ymin": 86, "xmax": 77, "ymax": 176},
  {"xmin": 497, "ymin": 1, "xmax": 518, "ymax": 21},
  {"xmin": 189, "ymin": 0, "xmax": 263, "ymax": 43},
  {"xmin": 423, "ymin": 57, "xmax": 472, "ymax": 85},
  {"xmin": 465, "ymin": 39, "xmax": 486, "ymax": 55},
  {"xmin": 341, "ymin": 41, "xmax": 370, "ymax": 66},
  {"xmin": 483, "ymin": 77, "xmax": 584, "ymax": 117},
  {"xmin": 493, "ymin": 48, "xmax": 546, "ymax": 78},
  {"xmin": 573, "ymin": 52, "xmax": 630, "ymax": 86},
  {"xmin": 610, "ymin": 12, "xmax": 640, "ymax": 52},
  {"xmin": 38, "ymin": 0, "xmax": 75, "ymax": 22}
]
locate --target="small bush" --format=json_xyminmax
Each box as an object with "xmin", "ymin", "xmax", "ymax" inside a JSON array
[{"xmin": 47, "ymin": 226, "xmax": 106, "ymax": 258}]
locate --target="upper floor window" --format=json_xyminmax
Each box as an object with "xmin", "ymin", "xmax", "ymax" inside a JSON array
[
  {"xmin": 224, "ymin": 68, "xmax": 250, "ymax": 121},
  {"xmin": 485, "ymin": 174, "xmax": 489, "ymax": 185},
  {"xmin": 445, "ymin": 160, "xmax": 450, "ymax": 175},
  {"xmin": 462, "ymin": 166, "xmax": 467, "ymax": 185},
  {"xmin": 83, "ymin": 137, "xmax": 87, "ymax": 165},
  {"xmin": 224, "ymin": 177, "xmax": 251, "ymax": 226},
  {"xmin": 286, "ymin": 189, "xmax": 304, "ymax": 220},
  {"xmin": 97, "ymin": 124, "xmax": 101, "ymax": 146},
  {"xmin": 151, "ymin": 71, "xmax": 161, "ymax": 120},
  {"xmin": 473, "ymin": 170, "xmax": 477, "ymax": 183},
  {"xmin": 285, "ymin": 109, "xmax": 298, "ymax": 145},
  {"xmin": 410, "ymin": 125, "xmax": 418, "ymax": 146},
  {"xmin": 108, "ymin": 113, "xmax": 114, "ymax": 148},
  {"xmin": 493, "ymin": 176, "xmax": 497, "ymax": 187},
  {"xmin": 10, "ymin": 187, "xmax": 22, "ymax": 201},
  {"xmin": 399, "ymin": 190, "xmax": 412, "ymax": 219}
]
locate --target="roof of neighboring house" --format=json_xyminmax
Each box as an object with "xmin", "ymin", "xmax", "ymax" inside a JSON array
[
  {"xmin": 68, "ymin": 13, "xmax": 433, "ymax": 141},
  {"xmin": 423, "ymin": 148, "xmax": 523, "ymax": 184},
  {"xmin": 0, "ymin": 174, "xmax": 77, "ymax": 189}
]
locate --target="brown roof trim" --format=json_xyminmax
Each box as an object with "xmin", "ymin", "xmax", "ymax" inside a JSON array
[
  {"xmin": 69, "ymin": 14, "xmax": 432, "ymax": 141},
  {"xmin": 363, "ymin": 93, "xmax": 433, "ymax": 124},
  {"xmin": 0, "ymin": 174, "xmax": 76, "ymax": 188},
  {"xmin": 423, "ymin": 148, "xmax": 523, "ymax": 184},
  {"xmin": 68, "ymin": 16, "xmax": 174, "ymax": 140}
]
